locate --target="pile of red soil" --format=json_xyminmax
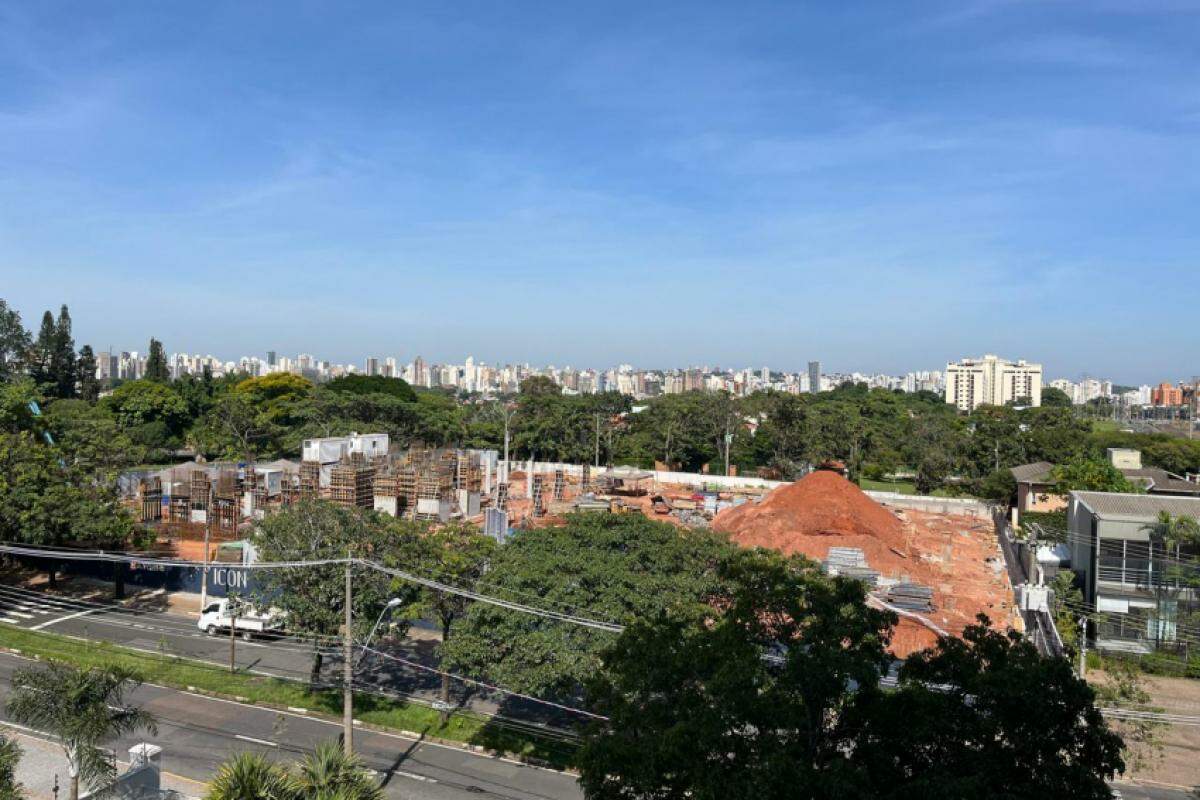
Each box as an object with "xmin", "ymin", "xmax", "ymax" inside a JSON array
[{"xmin": 713, "ymin": 471, "xmax": 913, "ymax": 576}]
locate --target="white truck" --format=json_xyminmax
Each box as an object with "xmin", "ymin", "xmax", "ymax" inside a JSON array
[{"xmin": 197, "ymin": 599, "xmax": 284, "ymax": 640}]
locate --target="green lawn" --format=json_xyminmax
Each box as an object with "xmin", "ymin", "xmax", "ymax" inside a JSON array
[
  {"xmin": 859, "ymin": 478, "xmax": 919, "ymax": 495},
  {"xmin": 0, "ymin": 624, "xmax": 576, "ymax": 768},
  {"xmin": 858, "ymin": 478, "xmax": 963, "ymax": 498}
]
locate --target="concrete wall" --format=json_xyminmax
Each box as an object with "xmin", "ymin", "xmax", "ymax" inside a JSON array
[
  {"xmin": 499, "ymin": 460, "xmax": 786, "ymax": 491},
  {"xmin": 864, "ymin": 491, "xmax": 995, "ymax": 519}
]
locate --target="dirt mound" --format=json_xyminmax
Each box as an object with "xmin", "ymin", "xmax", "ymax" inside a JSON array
[{"xmin": 713, "ymin": 471, "xmax": 909, "ymax": 561}]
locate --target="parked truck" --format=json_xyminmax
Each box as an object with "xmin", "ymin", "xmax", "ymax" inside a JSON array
[{"xmin": 197, "ymin": 598, "xmax": 284, "ymax": 640}]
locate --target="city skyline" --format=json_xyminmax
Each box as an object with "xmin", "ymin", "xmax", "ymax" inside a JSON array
[{"xmin": 2, "ymin": 3, "xmax": 1198, "ymax": 381}]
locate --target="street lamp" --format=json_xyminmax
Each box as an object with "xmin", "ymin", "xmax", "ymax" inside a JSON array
[{"xmin": 356, "ymin": 597, "xmax": 405, "ymax": 668}]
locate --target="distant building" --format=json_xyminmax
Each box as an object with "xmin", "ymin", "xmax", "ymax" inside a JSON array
[
  {"xmin": 1151, "ymin": 382, "xmax": 1184, "ymax": 407},
  {"xmin": 944, "ymin": 354, "xmax": 1042, "ymax": 411},
  {"xmin": 365, "ymin": 357, "xmax": 379, "ymax": 376},
  {"xmin": 267, "ymin": 350, "xmax": 277, "ymax": 368},
  {"xmin": 807, "ymin": 361, "xmax": 821, "ymax": 395}
]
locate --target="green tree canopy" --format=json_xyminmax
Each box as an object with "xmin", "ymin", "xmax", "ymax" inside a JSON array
[
  {"xmin": 0, "ymin": 298, "xmax": 31, "ymax": 382},
  {"xmin": 1051, "ymin": 457, "xmax": 1142, "ymax": 494},
  {"xmin": 325, "ymin": 374, "xmax": 417, "ymax": 402},
  {"xmin": 579, "ymin": 551, "xmax": 1125, "ymax": 800},
  {"xmin": 442, "ymin": 512, "xmax": 733, "ymax": 703},
  {"xmin": 251, "ymin": 501, "xmax": 422, "ymax": 685}
]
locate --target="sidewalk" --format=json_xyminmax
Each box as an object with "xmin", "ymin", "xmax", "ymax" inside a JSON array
[{"xmin": 1, "ymin": 728, "xmax": 205, "ymax": 799}]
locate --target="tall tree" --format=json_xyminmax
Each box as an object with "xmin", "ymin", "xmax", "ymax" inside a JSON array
[
  {"xmin": 6, "ymin": 662, "xmax": 157, "ymax": 800},
  {"xmin": 0, "ymin": 299, "xmax": 32, "ymax": 382},
  {"xmin": 31, "ymin": 311, "xmax": 56, "ymax": 391},
  {"xmin": 443, "ymin": 513, "xmax": 732, "ymax": 703},
  {"xmin": 855, "ymin": 617, "xmax": 1125, "ymax": 799},
  {"xmin": 52, "ymin": 305, "xmax": 77, "ymax": 399},
  {"xmin": 251, "ymin": 501, "xmax": 419, "ymax": 685},
  {"xmin": 76, "ymin": 345, "xmax": 99, "ymax": 403},
  {"xmin": 579, "ymin": 549, "xmax": 897, "ymax": 800},
  {"xmin": 144, "ymin": 337, "xmax": 169, "ymax": 382},
  {"xmin": 402, "ymin": 521, "xmax": 496, "ymax": 709}
]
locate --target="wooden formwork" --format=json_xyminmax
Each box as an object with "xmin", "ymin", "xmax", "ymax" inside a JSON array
[
  {"xmin": 140, "ymin": 477, "xmax": 162, "ymax": 522},
  {"xmin": 330, "ymin": 455, "xmax": 374, "ymax": 509},
  {"xmin": 299, "ymin": 461, "xmax": 321, "ymax": 499},
  {"xmin": 189, "ymin": 470, "xmax": 211, "ymax": 513}
]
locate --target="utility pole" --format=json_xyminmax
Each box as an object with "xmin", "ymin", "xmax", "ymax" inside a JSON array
[
  {"xmin": 1078, "ymin": 615, "xmax": 1088, "ymax": 678},
  {"xmin": 200, "ymin": 486, "xmax": 213, "ymax": 609},
  {"xmin": 343, "ymin": 557, "xmax": 354, "ymax": 756},
  {"xmin": 594, "ymin": 413, "xmax": 601, "ymax": 467},
  {"xmin": 229, "ymin": 595, "xmax": 237, "ymax": 673}
]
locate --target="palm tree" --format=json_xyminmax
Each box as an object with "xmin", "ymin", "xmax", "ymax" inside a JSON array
[
  {"xmin": 0, "ymin": 734, "xmax": 22, "ymax": 800},
  {"xmin": 5, "ymin": 662, "xmax": 157, "ymax": 800},
  {"xmin": 289, "ymin": 741, "xmax": 383, "ymax": 800},
  {"xmin": 207, "ymin": 743, "xmax": 382, "ymax": 800},
  {"xmin": 204, "ymin": 751, "xmax": 293, "ymax": 800},
  {"xmin": 1140, "ymin": 512, "xmax": 1200, "ymax": 649}
]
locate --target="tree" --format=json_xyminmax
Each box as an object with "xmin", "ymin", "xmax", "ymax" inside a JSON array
[
  {"xmin": 205, "ymin": 751, "xmax": 293, "ymax": 800},
  {"xmin": 578, "ymin": 548, "xmax": 897, "ymax": 800},
  {"xmin": 443, "ymin": 513, "xmax": 732, "ymax": 703},
  {"xmin": 1139, "ymin": 511, "xmax": 1200, "ymax": 650},
  {"xmin": 76, "ymin": 345, "xmax": 100, "ymax": 402},
  {"xmin": 144, "ymin": 338, "xmax": 169, "ymax": 382},
  {"xmin": 52, "ymin": 305, "xmax": 77, "ymax": 399},
  {"xmin": 194, "ymin": 393, "xmax": 277, "ymax": 460},
  {"xmin": 206, "ymin": 742, "xmax": 382, "ymax": 800},
  {"xmin": 30, "ymin": 311, "xmax": 57, "ymax": 392},
  {"xmin": 579, "ymin": 558, "xmax": 1126, "ymax": 800},
  {"xmin": 403, "ymin": 521, "xmax": 496, "ymax": 709},
  {"xmin": 855, "ymin": 617, "xmax": 1124, "ymax": 799},
  {"xmin": 6, "ymin": 662, "xmax": 157, "ymax": 800},
  {"xmin": 1043, "ymin": 386, "xmax": 1073, "ymax": 407},
  {"xmin": 325, "ymin": 374, "xmax": 417, "ymax": 403},
  {"xmin": 251, "ymin": 501, "xmax": 420, "ymax": 685},
  {"xmin": 104, "ymin": 379, "xmax": 189, "ymax": 454},
  {"xmin": 0, "ymin": 735, "xmax": 21, "ymax": 800},
  {"xmin": 0, "ymin": 298, "xmax": 32, "ymax": 382},
  {"xmin": 1051, "ymin": 458, "xmax": 1142, "ymax": 494}
]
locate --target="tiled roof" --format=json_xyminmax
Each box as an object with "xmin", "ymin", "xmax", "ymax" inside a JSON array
[
  {"xmin": 1072, "ymin": 491, "xmax": 1200, "ymax": 520},
  {"xmin": 1010, "ymin": 462, "xmax": 1055, "ymax": 484}
]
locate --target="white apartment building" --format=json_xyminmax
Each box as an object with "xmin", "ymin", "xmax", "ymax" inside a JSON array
[{"xmin": 945, "ymin": 355, "xmax": 1042, "ymax": 411}]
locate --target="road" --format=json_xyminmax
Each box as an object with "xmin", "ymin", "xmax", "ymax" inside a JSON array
[
  {"xmin": 0, "ymin": 651, "xmax": 584, "ymax": 800},
  {"xmin": 0, "ymin": 582, "xmax": 578, "ymax": 731}
]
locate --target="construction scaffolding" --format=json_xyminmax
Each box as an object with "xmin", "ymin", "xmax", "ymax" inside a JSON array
[
  {"xmin": 496, "ymin": 482, "xmax": 508, "ymax": 511},
  {"xmin": 553, "ymin": 469, "xmax": 565, "ymax": 502},
  {"xmin": 531, "ymin": 474, "xmax": 546, "ymax": 518},
  {"xmin": 212, "ymin": 470, "xmax": 240, "ymax": 531},
  {"xmin": 299, "ymin": 461, "xmax": 321, "ymax": 499},
  {"xmin": 330, "ymin": 454, "xmax": 374, "ymax": 509},
  {"xmin": 139, "ymin": 477, "xmax": 162, "ymax": 523},
  {"xmin": 581, "ymin": 464, "xmax": 591, "ymax": 494}
]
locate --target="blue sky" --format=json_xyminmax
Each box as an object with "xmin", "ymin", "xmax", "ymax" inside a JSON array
[{"xmin": 1, "ymin": 1, "xmax": 1197, "ymax": 383}]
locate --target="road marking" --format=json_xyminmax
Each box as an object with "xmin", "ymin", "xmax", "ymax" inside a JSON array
[
  {"xmin": 4, "ymin": 611, "xmax": 32, "ymax": 620},
  {"xmin": 395, "ymin": 770, "xmax": 436, "ymax": 783},
  {"xmin": 31, "ymin": 608, "xmax": 100, "ymax": 631},
  {"xmin": 234, "ymin": 734, "xmax": 278, "ymax": 748},
  {"xmin": 0, "ymin": 618, "xmax": 20, "ymax": 625}
]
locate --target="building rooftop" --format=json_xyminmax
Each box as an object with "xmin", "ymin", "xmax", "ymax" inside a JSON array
[
  {"xmin": 1011, "ymin": 461, "xmax": 1055, "ymax": 484},
  {"xmin": 1072, "ymin": 491, "xmax": 1200, "ymax": 520}
]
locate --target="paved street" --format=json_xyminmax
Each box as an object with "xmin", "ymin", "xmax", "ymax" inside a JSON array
[
  {"xmin": 0, "ymin": 581, "xmax": 577, "ymax": 731},
  {"xmin": 0, "ymin": 652, "xmax": 584, "ymax": 800}
]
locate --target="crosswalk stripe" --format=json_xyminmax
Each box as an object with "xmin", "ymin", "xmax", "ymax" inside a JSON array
[
  {"xmin": 0, "ymin": 618, "xmax": 20, "ymax": 625},
  {"xmin": 5, "ymin": 611, "xmax": 32, "ymax": 620}
]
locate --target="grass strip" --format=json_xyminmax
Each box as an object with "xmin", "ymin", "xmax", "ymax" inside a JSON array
[{"xmin": 0, "ymin": 623, "xmax": 577, "ymax": 768}]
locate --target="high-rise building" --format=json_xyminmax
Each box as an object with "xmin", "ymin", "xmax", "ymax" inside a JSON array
[
  {"xmin": 1151, "ymin": 382, "xmax": 1184, "ymax": 407},
  {"xmin": 365, "ymin": 357, "xmax": 379, "ymax": 376},
  {"xmin": 945, "ymin": 355, "xmax": 1042, "ymax": 411},
  {"xmin": 267, "ymin": 350, "xmax": 277, "ymax": 368},
  {"xmin": 807, "ymin": 361, "xmax": 821, "ymax": 394}
]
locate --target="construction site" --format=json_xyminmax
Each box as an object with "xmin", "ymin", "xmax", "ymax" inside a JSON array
[{"xmin": 123, "ymin": 439, "xmax": 1015, "ymax": 657}]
